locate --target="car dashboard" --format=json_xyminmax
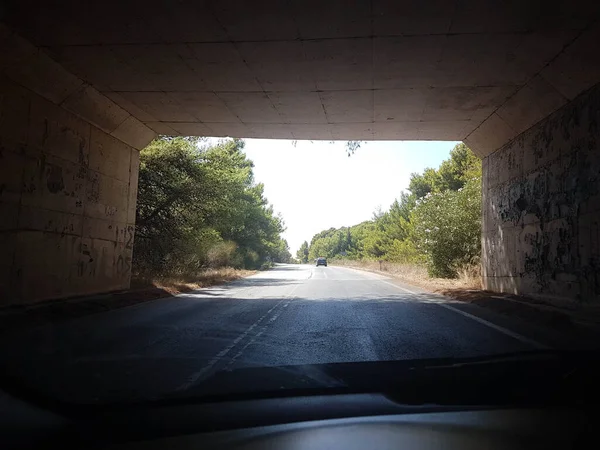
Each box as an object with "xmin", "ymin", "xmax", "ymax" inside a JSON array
[{"xmin": 2, "ymin": 390, "xmax": 591, "ymax": 449}]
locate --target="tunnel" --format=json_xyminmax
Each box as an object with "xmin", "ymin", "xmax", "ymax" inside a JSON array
[{"xmin": 0, "ymin": 1, "xmax": 599, "ymax": 306}]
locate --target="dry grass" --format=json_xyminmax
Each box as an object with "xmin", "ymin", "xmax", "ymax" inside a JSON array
[
  {"xmin": 132, "ymin": 267, "xmax": 256, "ymax": 295},
  {"xmin": 331, "ymin": 260, "xmax": 482, "ymax": 292}
]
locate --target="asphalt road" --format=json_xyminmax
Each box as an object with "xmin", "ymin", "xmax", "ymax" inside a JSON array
[{"xmin": 0, "ymin": 264, "xmax": 543, "ymax": 404}]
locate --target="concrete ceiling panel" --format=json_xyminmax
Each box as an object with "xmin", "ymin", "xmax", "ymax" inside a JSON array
[
  {"xmin": 422, "ymin": 86, "xmax": 516, "ymax": 121},
  {"xmin": 111, "ymin": 116, "xmax": 156, "ymax": 150},
  {"xmin": 3, "ymin": 45, "xmax": 83, "ymax": 105},
  {"xmin": 117, "ymin": 92, "xmax": 197, "ymax": 122},
  {"xmin": 449, "ymin": 0, "xmax": 540, "ymax": 33},
  {"xmin": 331, "ymin": 123, "xmax": 374, "ymax": 140},
  {"xmin": 4, "ymin": 1, "xmax": 599, "ymax": 144},
  {"xmin": 110, "ymin": 45, "xmax": 207, "ymax": 92},
  {"xmin": 373, "ymin": 36, "xmax": 446, "ymax": 89},
  {"xmin": 320, "ymin": 90, "xmax": 373, "ymax": 123},
  {"xmin": 204, "ymin": 122, "xmax": 252, "ymax": 138},
  {"xmin": 248, "ymin": 124, "xmax": 294, "ymax": 139},
  {"xmin": 104, "ymin": 92, "xmax": 159, "ymax": 123},
  {"xmin": 451, "ymin": 0, "xmax": 595, "ymax": 33},
  {"xmin": 2, "ymin": 1, "xmax": 163, "ymax": 46},
  {"xmin": 49, "ymin": 46, "xmax": 155, "ymax": 92},
  {"xmin": 167, "ymin": 92, "xmax": 239, "ymax": 123},
  {"xmin": 267, "ymin": 92, "xmax": 328, "ymax": 124},
  {"xmin": 292, "ymin": 0, "xmax": 371, "ymax": 39},
  {"xmin": 531, "ymin": 2, "xmax": 600, "ymax": 31},
  {"xmin": 212, "ymin": 0, "xmax": 299, "ymax": 41},
  {"xmin": 465, "ymin": 113, "xmax": 517, "ymax": 158},
  {"xmin": 373, "ymin": 0, "xmax": 454, "ymax": 35},
  {"xmin": 62, "ymin": 86, "xmax": 130, "ymax": 135},
  {"xmin": 508, "ymin": 31, "xmax": 578, "ymax": 84},
  {"xmin": 151, "ymin": 1, "xmax": 229, "ymax": 43},
  {"xmin": 0, "ymin": 24, "xmax": 37, "ymax": 72},
  {"xmin": 164, "ymin": 122, "xmax": 213, "ymax": 136},
  {"xmin": 305, "ymin": 39, "xmax": 373, "ymax": 91},
  {"xmin": 373, "ymin": 88, "xmax": 428, "ymax": 122},
  {"xmin": 418, "ymin": 120, "xmax": 473, "ymax": 140},
  {"xmin": 185, "ymin": 43, "xmax": 261, "ymax": 92},
  {"xmin": 541, "ymin": 24, "xmax": 600, "ymax": 100},
  {"xmin": 238, "ymin": 41, "xmax": 316, "ymax": 92},
  {"xmin": 372, "ymin": 122, "xmax": 420, "ymax": 140},
  {"xmin": 287, "ymin": 124, "xmax": 334, "ymax": 140},
  {"xmin": 144, "ymin": 122, "xmax": 179, "ymax": 136},
  {"xmin": 496, "ymin": 75, "xmax": 568, "ymax": 136},
  {"xmin": 217, "ymin": 92, "xmax": 282, "ymax": 123},
  {"xmin": 435, "ymin": 34, "xmax": 529, "ymax": 87}
]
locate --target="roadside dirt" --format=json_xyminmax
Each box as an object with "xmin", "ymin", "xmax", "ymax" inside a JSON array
[
  {"xmin": 332, "ymin": 261, "xmax": 600, "ymax": 335},
  {"xmin": 0, "ymin": 268, "xmax": 255, "ymax": 335}
]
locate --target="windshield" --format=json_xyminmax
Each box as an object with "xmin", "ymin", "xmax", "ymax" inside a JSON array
[{"xmin": 1, "ymin": 1, "xmax": 599, "ymax": 406}]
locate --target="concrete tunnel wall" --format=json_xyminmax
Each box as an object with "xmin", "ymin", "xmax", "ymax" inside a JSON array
[
  {"xmin": 1, "ymin": 19, "xmax": 599, "ymax": 307},
  {"xmin": 0, "ymin": 26, "xmax": 156, "ymax": 305},
  {"xmin": 482, "ymin": 83, "xmax": 600, "ymax": 305}
]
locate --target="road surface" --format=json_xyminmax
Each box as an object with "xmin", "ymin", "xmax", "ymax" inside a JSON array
[{"xmin": 0, "ymin": 264, "xmax": 543, "ymax": 403}]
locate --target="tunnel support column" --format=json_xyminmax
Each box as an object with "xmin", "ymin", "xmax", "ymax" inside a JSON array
[
  {"xmin": 0, "ymin": 26, "xmax": 155, "ymax": 305},
  {"xmin": 480, "ymin": 83, "xmax": 600, "ymax": 305}
]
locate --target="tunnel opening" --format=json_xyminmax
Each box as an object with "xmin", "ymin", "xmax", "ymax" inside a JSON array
[{"xmin": 129, "ymin": 136, "xmax": 477, "ymax": 292}]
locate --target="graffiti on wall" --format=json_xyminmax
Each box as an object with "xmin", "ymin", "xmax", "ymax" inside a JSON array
[{"xmin": 484, "ymin": 84, "xmax": 600, "ymax": 302}]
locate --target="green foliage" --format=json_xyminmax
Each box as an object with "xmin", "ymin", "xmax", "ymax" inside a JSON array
[
  {"xmin": 296, "ymin": 241, "xmax": 309, "ymax": 264},
  {"xmin": 411, "ymin": 177, "xmax": 482, "ymax": 277},
  {"xmin": 345, "ymin": 140, "xmax": 364, "ymax": 156},
  {"xmin": 305, "ymin": 143, "xmax": 481, "ymax": 278},
  {"xmin": 271, "ymin": 239, "xmax": 293, "ymax": 263},
  {"xmin": 408, "ymin": 143, "xmax": 481, "ymax": 199},
  {"xmin": 134, "ymin": 137, "xmax": 286, "ymax": 275}
]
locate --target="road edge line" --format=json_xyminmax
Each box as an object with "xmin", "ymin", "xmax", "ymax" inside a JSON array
[
  {"xmin": 436, "ymin": 303, "xmax": 548, "ymax": 349},
  {"xmin": 378, "ymin": 277, "xmax": 548, "ymax": 349}
]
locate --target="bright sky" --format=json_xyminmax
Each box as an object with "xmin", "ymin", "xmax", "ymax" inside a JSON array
[{"xmin": 239, "ymin": 139, "xmax": 459, "ymax": 254}]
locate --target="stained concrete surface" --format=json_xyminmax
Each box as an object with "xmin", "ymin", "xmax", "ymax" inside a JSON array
[
  {"xmin": 1, "ymin": 1, "xmax": 599, "ymax": 156},
  {"xmin": 482, "ymin": 83, "xmax": 600, "ymax": 304},
  {"xmin": 0, "ymin": 265, "xmax": 557, "ymax": 404},
  {"xmin": 0, "ymin": 74, "xmax": 143, "ymax": 304}
]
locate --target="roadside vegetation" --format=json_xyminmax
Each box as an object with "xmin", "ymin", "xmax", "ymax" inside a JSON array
[
  {"xmin": 133, "ymin": 137, "xmax": 292, "ymax": 283},
  {"xmin": 301, "ymin": 143, "xmax": 482, "ymax": 284}
]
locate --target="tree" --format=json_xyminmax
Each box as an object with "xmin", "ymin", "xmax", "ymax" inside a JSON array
[
  {"xmin": 408, "ymin": 168, "xmax": 439, "ymax": 198},
  {"xmin": 297, "ymin": 241, "xmax": 309, "ymax": 264},
  {"xmin": 345, "ymin": 140, "xmax": 364, "ymax": 156},
  {"xmin": 408, "ymin": 144, "xmax": 481, "ymax": 198},
  {"xmin": 271, "ymin": 239, "xmax": 292, "ymax": 263},
  {"xmin": 303, "ymin": 143, "xmax": 482, "ymax": 277},
  {"xmin": 134, "ymin": 137, "xmax": 287, "ymax": 274},
  {"xmin": 411, "ymin": 177, "xmax": 482, "ymax": 277}
]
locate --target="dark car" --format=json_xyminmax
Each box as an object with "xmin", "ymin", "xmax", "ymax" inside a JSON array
[{"xmin": 316, "ymin": 257, "xmax": 327, "ymax": 267}]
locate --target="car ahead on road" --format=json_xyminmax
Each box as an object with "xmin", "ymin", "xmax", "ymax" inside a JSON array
[{"xmin": 316, "ymin": 257, "xmax": 327, "ymax": 267}]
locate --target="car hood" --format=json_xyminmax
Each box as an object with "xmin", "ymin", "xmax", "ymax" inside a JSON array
[{"xmin": 163, "ymin": 349, "xmax": 598, "ymax": 406}]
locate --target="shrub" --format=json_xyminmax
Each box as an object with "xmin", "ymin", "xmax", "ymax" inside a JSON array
[{"xmin": 411, "ymin": 178, "xmax": 482, "ymax": 278}]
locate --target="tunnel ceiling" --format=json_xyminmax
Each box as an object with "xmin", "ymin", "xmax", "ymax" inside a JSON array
[{"xmin": 2, "ymin": 0, "xmax": 600, "ymax": 156}]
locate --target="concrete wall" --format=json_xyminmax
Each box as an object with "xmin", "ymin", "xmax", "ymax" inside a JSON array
[
  {"xmin": 482, "ymin": 83, "xmax": 600, "ymax": 305},
  {"xmin": 0, "ymin": 26, "xmax": 155, "ymax": 305}
]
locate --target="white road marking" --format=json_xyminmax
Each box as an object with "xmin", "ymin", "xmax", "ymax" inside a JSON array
[
  {"xmin": 226, "ymin": 296, "xmax": 292, "ymax": 369},
  {"xmin": 380, "ymin": 280, "xmax": 418, "ymax": 294},
  {"xmin": 176, "ymin": 284, "xmax": 299, "ymax": 390},
  {"xmin": 323, "ymin": 270, "xmax": 328, "ymax": 279},
  {"xmin": 378, "ymin": 279, "xmax": 547, "ymax": 349},
  {"xmin": 436, "ymin": 303, "xmax": 548, "ymax": 349}
]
